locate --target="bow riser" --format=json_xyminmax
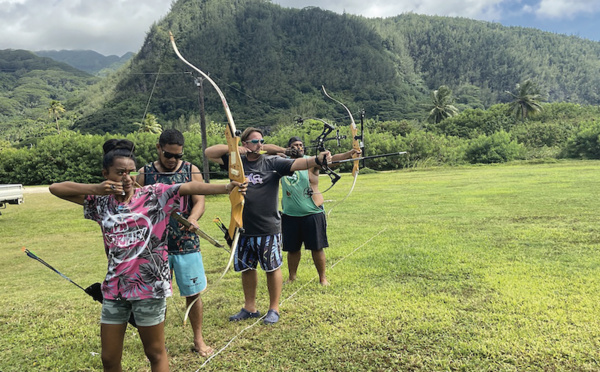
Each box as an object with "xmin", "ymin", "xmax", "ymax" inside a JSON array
[{"xmin": 226, "ymin": 125, "xmax": 245, "ymax": 240}]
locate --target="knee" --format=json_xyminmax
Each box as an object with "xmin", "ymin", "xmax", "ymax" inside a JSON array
[
  {"xmin": 101, "ymin": 352, "xmax": 121, "ymax": 371},
  {"xmin": 144, "ymin": 345, "xmax": 167, "ymax": 366}
]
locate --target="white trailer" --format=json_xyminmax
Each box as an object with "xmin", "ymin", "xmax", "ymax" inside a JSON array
[{"xmin": 0, "ymin": 184, "xmax": 24, "ymax": 215}]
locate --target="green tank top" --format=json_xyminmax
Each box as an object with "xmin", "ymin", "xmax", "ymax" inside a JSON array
[{"xmin": 281, "ymin": 158, "xmax": 323, "ymax": 217}]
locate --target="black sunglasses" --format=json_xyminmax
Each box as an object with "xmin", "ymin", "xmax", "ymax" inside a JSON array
[{"xmin": 162, "ymin": 150, "xmax": 184, "ymax": 159}]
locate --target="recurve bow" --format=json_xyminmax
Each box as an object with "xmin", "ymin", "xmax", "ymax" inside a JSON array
[{"xmin": 169, "ymin": 32, "xmax": 245, "ymax": 323}]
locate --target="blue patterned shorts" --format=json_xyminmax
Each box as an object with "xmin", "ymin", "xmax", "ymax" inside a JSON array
[{"xmin": 234, "ymin": 234, "xmax": 283, "ymax": 272}]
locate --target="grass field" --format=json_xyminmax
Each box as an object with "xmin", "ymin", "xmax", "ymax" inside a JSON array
[{"xmin": 2, "ymin": 160, "xmax": 600, "ymax": 371}]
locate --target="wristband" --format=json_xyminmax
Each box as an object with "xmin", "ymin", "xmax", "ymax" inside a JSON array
[{"xmin": 314, "ymin": 155, "xmax": 322, "ymax": 166}]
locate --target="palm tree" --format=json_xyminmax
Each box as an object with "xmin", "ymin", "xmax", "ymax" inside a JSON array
[
  {"xmin": 48, "ymin": 100, "xmax": 66, "ymax": 134},
  {"xmin": 427, "ymin": 85, "xmax": 459, "ymax": 124},
  {"xmin": 135, "ymin": 114, "xmax": 162, "ymax": 134},
  {"xmin": 506, "ymin": 80, "xmax": 544, "ymax": 121}
]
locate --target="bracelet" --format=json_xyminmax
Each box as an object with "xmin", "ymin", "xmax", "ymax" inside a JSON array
[{"xmin": 225, "ymin": 183, "xmax": 230, "ymax": 193}]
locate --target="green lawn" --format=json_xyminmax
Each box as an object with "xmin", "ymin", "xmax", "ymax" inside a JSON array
[{"xmin": 2, "ymin": 160, "xmax": 600, "ymax": 371}]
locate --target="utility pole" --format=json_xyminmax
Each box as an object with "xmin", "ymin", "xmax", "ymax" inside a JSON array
[
  {"xmin": 360, "ymin": 109, "xmax": 366, "ymax": 169},
  {"xmin": 195, "ymin": 76, "xmax": 210, "ymax": 183}
]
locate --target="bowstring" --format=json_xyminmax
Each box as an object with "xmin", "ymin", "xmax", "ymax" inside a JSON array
[{"xmin": 196, "ymin": 228, "xmax": 388, "ymax": 370}]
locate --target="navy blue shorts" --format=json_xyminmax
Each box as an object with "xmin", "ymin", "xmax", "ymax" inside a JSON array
[{"xmin": 281, "ymin": 212, "xmax": 328, "ymax": 252}]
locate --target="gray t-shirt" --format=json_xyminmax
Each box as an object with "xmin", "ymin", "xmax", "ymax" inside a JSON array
[{"xmin": 223, "ymin": 154, "xmax": 294, "ymax": 235}]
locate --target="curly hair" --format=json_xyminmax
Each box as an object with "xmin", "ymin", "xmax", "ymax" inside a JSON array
[{"xmin": 158, "ymin": 129, "xmax": 185, "ymax": 147}]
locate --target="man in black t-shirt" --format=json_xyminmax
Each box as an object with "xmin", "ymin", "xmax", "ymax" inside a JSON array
[{"xmin": 205, "ymin": 127, "xmax": 331, "ymax": 325}]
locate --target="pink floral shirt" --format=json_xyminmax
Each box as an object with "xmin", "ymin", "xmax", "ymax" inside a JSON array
[{"xmin": 84, "ymin": 184, "xmax": 182, "ymax": 300}]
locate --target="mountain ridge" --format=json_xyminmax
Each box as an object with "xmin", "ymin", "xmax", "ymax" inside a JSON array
[
  {"xmin": 72, "ymin": 0, "xmax": 599, "ymax": 134},
  {"xmin": 34, "ymin": 50, "xmax": 134, "ymax": 75},
  {"xmin": 2, "ymin": 0, "xmax": 599, "ymax": 138}
]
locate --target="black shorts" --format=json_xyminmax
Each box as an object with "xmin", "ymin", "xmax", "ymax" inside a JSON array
[{"xmin": 281, "ymin": 212, "xmax": 328, "ymax": 252}]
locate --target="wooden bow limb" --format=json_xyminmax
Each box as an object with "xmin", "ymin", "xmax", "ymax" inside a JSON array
[{"xmin": 169, "ymin": 31, "xmax": 245, "ymax": 283}]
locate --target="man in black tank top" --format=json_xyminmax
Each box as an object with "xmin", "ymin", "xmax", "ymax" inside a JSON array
[{"xmin": 136, "ymin": 129, "xmax": 214, "ymax": 357}]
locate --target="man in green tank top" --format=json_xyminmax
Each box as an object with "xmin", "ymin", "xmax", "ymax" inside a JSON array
[{"xmin": 276, "ymin": 137, "xmax": 359, "ymax": 286}]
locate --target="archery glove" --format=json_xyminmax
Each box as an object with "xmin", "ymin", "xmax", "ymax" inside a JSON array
[
  {"xmin": 84, "ymin": 282, "xmax": 103, "ymax": 303},
  {"xmin": 285, "ymin": 148, "xmax": 303, "ymax": 158}
]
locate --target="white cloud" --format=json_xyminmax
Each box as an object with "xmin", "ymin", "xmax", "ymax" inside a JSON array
[
  {"xmin": 1, "ymin": 0, "xmax": 598, "ymax": 54},
  {"xmin": 0, "ymin": 0, "xmax": 172, "ymax": 55},
  {"xmin": 536, "ymin": 0, "xmax": 600, "ymax": 18}
]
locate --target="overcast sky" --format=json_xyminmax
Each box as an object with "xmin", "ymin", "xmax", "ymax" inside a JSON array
[{"xmin": 1, "ymin": 0, "xmax": 598, "ymax": 56}]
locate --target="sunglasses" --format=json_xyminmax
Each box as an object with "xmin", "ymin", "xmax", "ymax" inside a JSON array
[
  {"xmin": 162, "ymin": 150, "xmax": 184, "ymax": 159},
  {"xmin": 245, "ymin": 139, "xmax": 265, "ymax": 144}
]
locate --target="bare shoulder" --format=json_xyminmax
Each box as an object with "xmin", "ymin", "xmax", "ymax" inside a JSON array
[{"xmin": 190, "ymin": 163, "xmax": 204, "ymax": 182}]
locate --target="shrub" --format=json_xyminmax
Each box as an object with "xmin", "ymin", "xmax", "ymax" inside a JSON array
[
  {"xmin": 465, "ymin": 131, "xmax": 525, "ymax": 164},
  {"xmin": 562, "ymin": 120, "xmax": 600, "ymax": 159},
  {"xmin": 511, "ymin": 121, "xmax": 572, "ymax": 148}
]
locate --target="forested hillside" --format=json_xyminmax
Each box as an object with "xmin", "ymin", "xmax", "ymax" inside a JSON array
[
  {"xmin": 73, "ymin": 0, "xmax": 425, "ymax": 133},
  {"xmin": 0, "ymin": 50, "xmax": 98, "ymax": 143},
  {"xmin": 2, "ymin": 0, "xmax": 600, "ymax": 141},
  {"xmin": 375, "ymin": 14, "xmax": 600, "ymax": 106},
  {"xmin": 70, "ymin": 0, "xmax": 600, "ymax": 135}
]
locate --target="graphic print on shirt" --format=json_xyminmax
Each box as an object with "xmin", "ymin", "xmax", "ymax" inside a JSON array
[
  {"xmin": 246, "ymin": 173, "xmax": 264, "ymax": 185},
  {"xmin": 283, "ymin": 171, "xmax": 312, "ymax": 198},
  {"xmin": 101, "ymin": 208, "xmax": 169, "ymax": 299},
  {"xmin": 85, "ymin": 184, "xmax": 181, "ymax": 300},
  {"xmin": 102, "ymin": 212, "xmax": 152, "ymax": 264},
  {"xmin": 283, "ymin": 172, "xmax": 298, "ymax": 197}
]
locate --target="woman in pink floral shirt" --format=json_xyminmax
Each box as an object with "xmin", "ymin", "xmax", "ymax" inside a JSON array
[{"xmin": 50, "ymin": 139, "xmax": 246, "ymax": 372}]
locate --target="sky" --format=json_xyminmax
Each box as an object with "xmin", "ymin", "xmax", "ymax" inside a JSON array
[{"xmin": 0, "ymin": 0, "xmax": 598, "ymax": 56}]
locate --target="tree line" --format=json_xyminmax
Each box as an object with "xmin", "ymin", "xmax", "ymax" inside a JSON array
[{"xmin": 3, "ymin": 101, "xmax": 600, "ymax": 185}]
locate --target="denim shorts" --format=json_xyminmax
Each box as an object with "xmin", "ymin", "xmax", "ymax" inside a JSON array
[{"xmin": 101, "ymin": 298, "xmax": 167, "ymax": 327}]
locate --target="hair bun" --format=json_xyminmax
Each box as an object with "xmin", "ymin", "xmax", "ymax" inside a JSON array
[{"xmin": 103, "ymin": 139, "xmax": 135, "ymax": 154}]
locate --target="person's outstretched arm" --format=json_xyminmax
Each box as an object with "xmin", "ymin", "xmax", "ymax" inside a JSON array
[
  {"xmin": 179, "ymin": 180, "xmax": 247, "ymax": 196},
  {"xmin": 49, "ymin": 181, "xmax": 118, "ymax": 205},
  {"xmin": 290, "ymin": 151, "xmax": 332, "ymax": 172},
  {"xmin": 262, "ymin": 144, "xmax": 286, "ymax": 156}
]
